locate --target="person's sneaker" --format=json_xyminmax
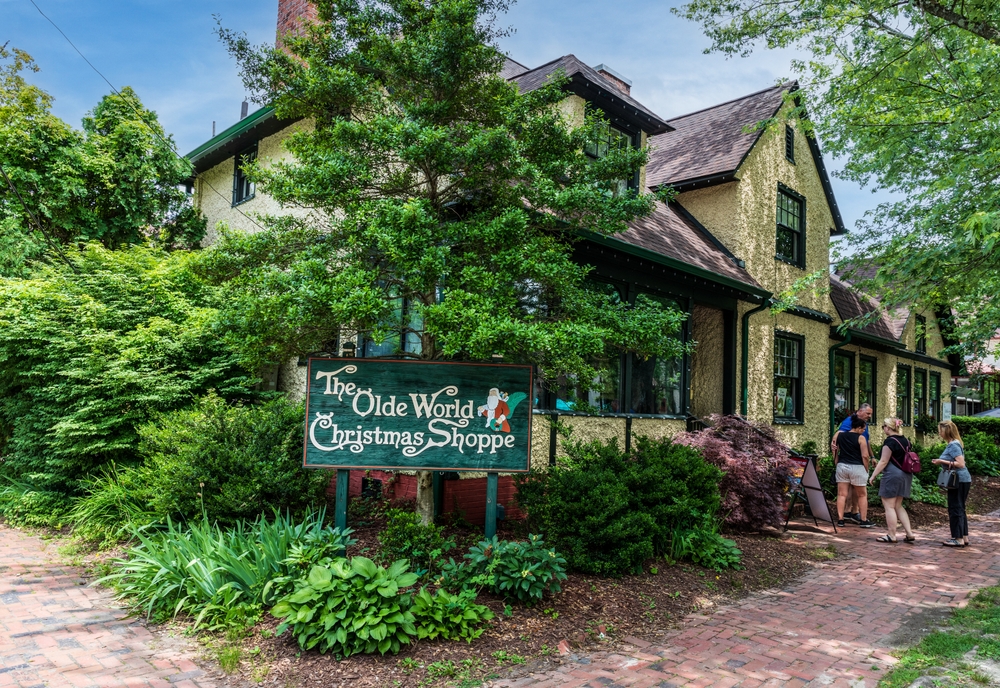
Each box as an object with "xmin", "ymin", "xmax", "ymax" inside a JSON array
[
  {"xmin": 847, "ymin": 512, "xmax": 862, "ymax": 524},
  {"xmin": 858, "ymin": 519, "xmax": 875, "ymax": 528},
  {"xmin": 836, "ymin": 519, "xmax": 846, "ymax": 528}
]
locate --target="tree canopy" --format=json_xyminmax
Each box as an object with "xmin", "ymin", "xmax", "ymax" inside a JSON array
[
  {"xmin": 676, "ymin": 0, "xmax": 1000, "ymax": 359},
  {"xmin": 207, "ymin": 0, "xmax": 686, "ymax": 380},
  {"xmin": 0, "ymin": 45, "xmax": 204, "ymax": 277}
]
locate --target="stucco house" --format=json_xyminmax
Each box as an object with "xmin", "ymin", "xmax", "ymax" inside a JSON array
[{"xmin": 185, "ymin": 1, "xmax": 956, "ymax": 495}]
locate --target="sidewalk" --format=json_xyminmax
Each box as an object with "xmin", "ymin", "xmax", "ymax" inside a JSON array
[
  {"xmin": 0, "ymin": 525, "xmax": 220, "ymax": 688},
  {"xmin": 490, "ymin": 511, "xmax": 1000, "ymax": 688}
]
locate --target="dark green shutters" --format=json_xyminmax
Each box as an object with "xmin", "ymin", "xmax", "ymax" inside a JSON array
[{"xmin": 896, "ymin": 365, "xmax": 912, "ymax": 425}]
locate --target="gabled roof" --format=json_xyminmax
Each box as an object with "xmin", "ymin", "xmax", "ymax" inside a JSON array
[
  {"xmin": 500, "ymin": 56, "xmax": 529, "ymax": 79},
  {"xmin": 615, "ymin": 201, "xmax": 761, "ymax": 290},
  {"xmin": 645, "ymin": 83, "xmax": 846, "ymax": 235},
  {"xmin": 510, "ymin": 55, "xmax": 672, "ymax": 135},
  {"xmin": 829, "ymin": 274, "xmax": 901, "ymax": 342}
]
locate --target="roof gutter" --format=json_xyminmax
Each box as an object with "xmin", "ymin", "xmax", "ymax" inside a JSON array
[{"xmin": 741, "ymin": 299, "xmax": 772, "ymax": 416}]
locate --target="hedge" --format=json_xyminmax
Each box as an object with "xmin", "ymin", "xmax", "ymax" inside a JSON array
[{"xmin": 952, "ymin": 417, "xmax": 1000, "ymax": 445}]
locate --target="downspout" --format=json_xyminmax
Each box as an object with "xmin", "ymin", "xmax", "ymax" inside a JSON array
[
  {"xmin": 829, "ymin": 330, "xmax": 854, "ymax": 437},
  {"xmin": 740, "ymin": 299, "xmax": 771, "ymax": 416}
]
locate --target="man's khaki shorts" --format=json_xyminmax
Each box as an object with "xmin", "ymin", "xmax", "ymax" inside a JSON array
[{"xmin": 836, "ymin": 463, "xmax": 868, "ymax": 486}]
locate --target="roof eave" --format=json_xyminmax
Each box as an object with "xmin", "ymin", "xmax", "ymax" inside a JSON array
[{"xmin": 567, "ymin": 74, "xmax": 672, "ymax": 135}]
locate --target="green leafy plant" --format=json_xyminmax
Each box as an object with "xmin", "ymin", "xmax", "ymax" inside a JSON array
[
  {"xmin": 377, "ymin": 508, "xmax": 454, "ymax": 577},
  {"xmin": 271, "ymin": 558, "xmax": 420, "ymax": 657},
  {"xmin": 914, "ymin": 414, "xmax": 938, "ymax": 435},
  {"xmin": 409, "ymin": 587, "xmax": 493, "ymax": 641},
  {"xmin": 516, "ymin": 436, "xmax": 723, "ymax": 575},
  {"xmin": 68, "ymin": 464, "xmax": 159, "ymax": 546},
  {"xmin": 0, "ymin": 478, "xmax": 73, "ymax": 529},
  {"xmin": 669, "ymin": 526, "xmax": 742, "ymax": 572},
  {"xmin": 98, "ymin": 509, "xmax": 354, "ymax": 632},
  {"xmin": 138, "ymin": 394, "xmax": 328, "ymax": 525},
  {"xmin": 908, "ymin": 477, "xmax": 946, "ymax": 507},
  {"xmin": 439, "ymin": 534, "xmax": 567, "ymax": 605}
]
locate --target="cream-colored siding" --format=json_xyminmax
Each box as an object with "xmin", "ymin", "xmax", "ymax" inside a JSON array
[
  {"xmin": 195, "ymin": 120, "xmax": 312, "ymax": 245},
  {"xmin": 677, "ymin": 112, "xmax": 835, "ymax": 314},
  {"xmin": 689, "ymin": 304, "xmax": 725, "ymax": 419}
]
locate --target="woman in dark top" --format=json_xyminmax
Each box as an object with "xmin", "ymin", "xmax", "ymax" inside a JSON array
[
  {"xmin": 868, "ymin": 417, "xmax": 914, "ymax": 543},
  {"xmin": 834, "ymin": 414, "xmax": 873, "ymax": 528}
]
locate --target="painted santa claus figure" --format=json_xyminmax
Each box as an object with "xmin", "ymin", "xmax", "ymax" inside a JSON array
[{"xmin": 478, "ymin": 388, "xmax": 511, "ymax": 432}]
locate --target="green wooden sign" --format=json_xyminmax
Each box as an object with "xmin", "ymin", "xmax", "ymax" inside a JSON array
[{"xmin": 303, "ymin": 359, "xmax": 534, "ymax": 472}]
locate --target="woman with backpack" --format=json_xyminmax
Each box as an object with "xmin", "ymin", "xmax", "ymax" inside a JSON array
[{"xmin": 868, "ymin": 417, "xmax": 916, "ymax": 543}]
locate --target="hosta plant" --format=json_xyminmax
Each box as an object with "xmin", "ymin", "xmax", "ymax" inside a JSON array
[
  {"xmin": 440, "ymin": 534, "xmax": 567, "ymax": 605},
  {"xmin": 409, "ymin": 587, "xmax": 494, "ymax": 642}
]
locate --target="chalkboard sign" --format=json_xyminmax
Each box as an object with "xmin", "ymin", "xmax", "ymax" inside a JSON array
[{"xmin": 303, "ymin": 359, "xmax": 533, "ymax": 472}]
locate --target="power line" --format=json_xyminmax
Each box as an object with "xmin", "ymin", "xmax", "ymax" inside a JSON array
[{"xmin": 26, "ymin": 0, "xmax": 268, "ymax": 234}]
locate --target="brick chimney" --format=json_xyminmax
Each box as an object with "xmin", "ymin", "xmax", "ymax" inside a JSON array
[
  {"xmin": 593, "ymin": 64, "xmax": 631, "ymax": 96},
  {"xmin": 277, "ymin": 0, "xmax": 317, "ymax": 47}
]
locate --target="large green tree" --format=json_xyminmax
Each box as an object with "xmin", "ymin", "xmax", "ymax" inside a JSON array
[
  {"xmin": 0, "ymin": 45, "xmax": 204, "ymax": 277},
  {"xmin": 676, "ymin": 0, "xmax": 1000, "ymax": 359},
  {"xmin": 207, "ymin": 0, "xmax": 686, "ymax": 521}
]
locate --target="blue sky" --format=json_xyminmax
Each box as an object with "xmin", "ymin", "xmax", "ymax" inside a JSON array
[{"xmin": 2, "ymin": 0, "xmax": 891, "ymax": 232}]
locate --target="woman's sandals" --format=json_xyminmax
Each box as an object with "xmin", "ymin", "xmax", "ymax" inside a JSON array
[
  {"xmin": 876, "ymin": 534, "xmax": 897, "ymax": 543},
  {"xmin": 942, "ymin": 539, "xmax": 966, "ymax": 547}
]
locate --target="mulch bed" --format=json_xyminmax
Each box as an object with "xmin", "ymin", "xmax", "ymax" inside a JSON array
[{"xmin": 213, "ymin": 503, "xmax": 834, "ymax": 688}]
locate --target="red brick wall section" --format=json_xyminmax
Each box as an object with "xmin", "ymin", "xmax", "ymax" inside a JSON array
[
  {"xmin": 277, "ymin": 0, "xmax": 317, "ymax": 46},
  {"xmin": 597, "ymin": 69, "xmax": 631, "ymax": 95},
  {"xmin": 326, "ymin": 471, "xmax": 524, "ymax": 526}
]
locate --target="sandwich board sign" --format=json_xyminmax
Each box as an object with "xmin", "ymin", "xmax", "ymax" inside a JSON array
[
  {"xmin": 784, "ymin": 455, "xmax": 837, "ymax": 532},
  {"xmin": 304, "ymin": 359, "xmax": 533, "ymax": 535}
]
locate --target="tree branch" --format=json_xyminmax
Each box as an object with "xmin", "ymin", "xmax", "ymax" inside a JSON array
[{"xmin": 912, "ymin": 0, "xmax": 1000, "ymax": 46}]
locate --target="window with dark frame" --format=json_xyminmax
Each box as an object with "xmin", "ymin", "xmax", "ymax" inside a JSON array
[
  {"xmin": 583, "ymin": 110, "xmax": 637, "ymax": 196},
  {"xmin": 629, "ymin": 292, "xmax": 687, "ymax": 416},
  {"xmin": 776, "ymin": 185, "xmax": 805, "ymax": 267},
  {"xmin": 232, "ymin": 143, "xmax": 257, "ymax": 206},
  {"xmin": 360, "ymin": 293, "xmax": 424, "ymax": 358},
  {"xmin": 915, "ymin": 315, "xmax": 927, "ymax": 354},
  {"xmin": 930, "ymin": 371, "xmax": 942, "ymax": 421},
  {"xmin": 914, "ymin": 369, "xmax": 927, "ymax": 421},
  {"xmin": 859, "ymin": 357, "xmax": 876, "ymax": 418},
  {"xmin": 785, "ymin": 124, "xmax": 795, "ymax": 163},
  {"xmin": 833, "ymin": 352, "xmax": 854, "ymax": 423},
  {"xmin": 774, "ymin": 332, "xmax": 804, "ymax": 422},
  {"xmin": 896, "ymin": 365, "xmax": 912, "ymax": 425}
]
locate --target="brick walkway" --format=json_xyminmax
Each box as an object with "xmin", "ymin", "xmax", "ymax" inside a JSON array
[
  {"xmin": 491, "ymin": 510, "xmax": 1000, "ymax": 688},
  {"xmin": 0, "ymin": 525, "xmax": 219, "ymax": 688}
]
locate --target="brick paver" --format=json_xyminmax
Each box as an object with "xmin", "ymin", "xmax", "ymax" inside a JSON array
[
  {"xmin": 491, "ymin": 510, "xmax": 1000, "ymax": 688},
  {"xmin": 0, "ymin": 525, "xmax": 219, "ymax": 687}
]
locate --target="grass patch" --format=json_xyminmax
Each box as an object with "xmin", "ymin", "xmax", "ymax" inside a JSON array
[
  {"xmin": 880, "ymin": 585, "xmax": 1000, "ymax": 687},
  {"xmin": 809, "ymin": 545, "xmax": 838, "ymax": 561}
]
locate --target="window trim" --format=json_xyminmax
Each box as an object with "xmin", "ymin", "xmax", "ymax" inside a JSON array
[
  {"xmin": 624, "ymin": 290, "xmax": 691, "ymax": 418},
  {"xmin": 896, "ymin": 364, "xmax": 912, "ymax": 426},
  {"xmin": 583, "ymin": 104, "xmax": 641, "ymax": 193},
  {"xmin": 833, "ymin": 350, "xmax": 855, "ymax": 420},
  {"xmin": 232, "ymin": 142, "xmax": 258, "ymax": 207},
  {"xmin": 915, "ymin": 314, "xmax": 927, "ymax": 354},
  {"xmin": 773, "ymin": 330, "xmax": 805, "ymax": 424},
  {"xmin": 784, "ymin": 124, "xmax": 795, "ymax": 163},
  {"xmin": 859, "ymin": 355, "xmax": 877, "ymax": 420},
  {"xmin": 930, "ymin": 370, "xmax": 942, "ymax": 421},
  {"xmin": 775, "ymin": 183, "xmax": 806, "ymax": 269},
  {"xmin": 914, "ymin": 368, "xmax": 927, "ymax": 420}
]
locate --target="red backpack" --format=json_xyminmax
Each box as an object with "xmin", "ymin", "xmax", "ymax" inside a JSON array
[{"xmin": 889, "ymin": 436, "xmax": 921, "ymax": 474}]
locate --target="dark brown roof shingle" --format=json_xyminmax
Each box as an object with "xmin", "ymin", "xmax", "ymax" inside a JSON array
[
  {"xmin": 829, "ymin": 274, "xmax": 900, "ymax": 341},
  {"xmin": 645, "ymin": 84, "xmax": 788, "ymax": 189},
  {"xmin": 615, "ymin": 201, "xmax": 761, "ymax": 289}
]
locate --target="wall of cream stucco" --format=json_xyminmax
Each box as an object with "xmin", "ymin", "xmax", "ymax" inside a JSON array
[
  {"xmin": 689, "ymin": 304, "xmax": 725, "ymax": 418},
  {"xmin": 195, "ymin": 120, "xmax": 312, "ymax": 246},
  {"xmin": 678, "ymin": 110, "xmax": 836, "ymax": 315}
]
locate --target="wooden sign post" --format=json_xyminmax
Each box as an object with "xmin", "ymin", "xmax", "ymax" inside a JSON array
[{"xmin": 304, "ymin": 359, "xmax": 533, "ymax": 536}]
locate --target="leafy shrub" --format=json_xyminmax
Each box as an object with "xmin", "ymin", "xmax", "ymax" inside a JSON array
[
  {"xmin": 99, "ymin": 510, "xmax": 354, "ymax": 630},
  {"xmin": 69, "ymin": 464, "xmax": 159, "ymax": 545},
  {"xmin": 669, "ymin": 526, "xmax": 742, "ymax": 572},
  {"xmin": 0, "ymin": 245, "xmax": 252, "ymax": 491},
  {"xmin": 0, "ymin": 478, "xmax": 73, "ymax": 529},
  {"xmin": 138, "ymin": 394, "xmax": 328, "ymax": 525},
  {"xmin": 271, "ymin": 558, "xmax": 493, "ymax": 656},
  {"xmin": 919, "ymin": 432, "xmax": 1000, "ymax": 477},
  {"xmin": 409, "ymin": 587, "xmax": 494, "ymax": 641},
  {"xmin": 440, "ymin": 534, "xmax": 567, "ymax": 605},
  {"xmin": 516, "ymin": 436, "xmax": 722, "ymax": 576},
  {"xmin": 908, "ymin": 477, "xmax": 946, "ymax": 506},
  {"xmin": 674, "ymin": 415, "xmax": 798, "ymax": 530},
  {"xmin": 377, "ymin": 508, "xmax": 455, "ymax": 577},
  {"xmin": 953, "ymin": 417, "xmax": 1000, "ymax": 445}
]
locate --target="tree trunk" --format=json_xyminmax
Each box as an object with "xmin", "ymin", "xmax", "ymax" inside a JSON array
[{"xmin": 415, "ymin": 470, "xmax": 434, "ymax": 525}]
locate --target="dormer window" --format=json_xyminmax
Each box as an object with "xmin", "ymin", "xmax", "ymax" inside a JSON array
[{"xmin": 584, "ymin": 117, "xmax": 638, "ymax": 195}]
